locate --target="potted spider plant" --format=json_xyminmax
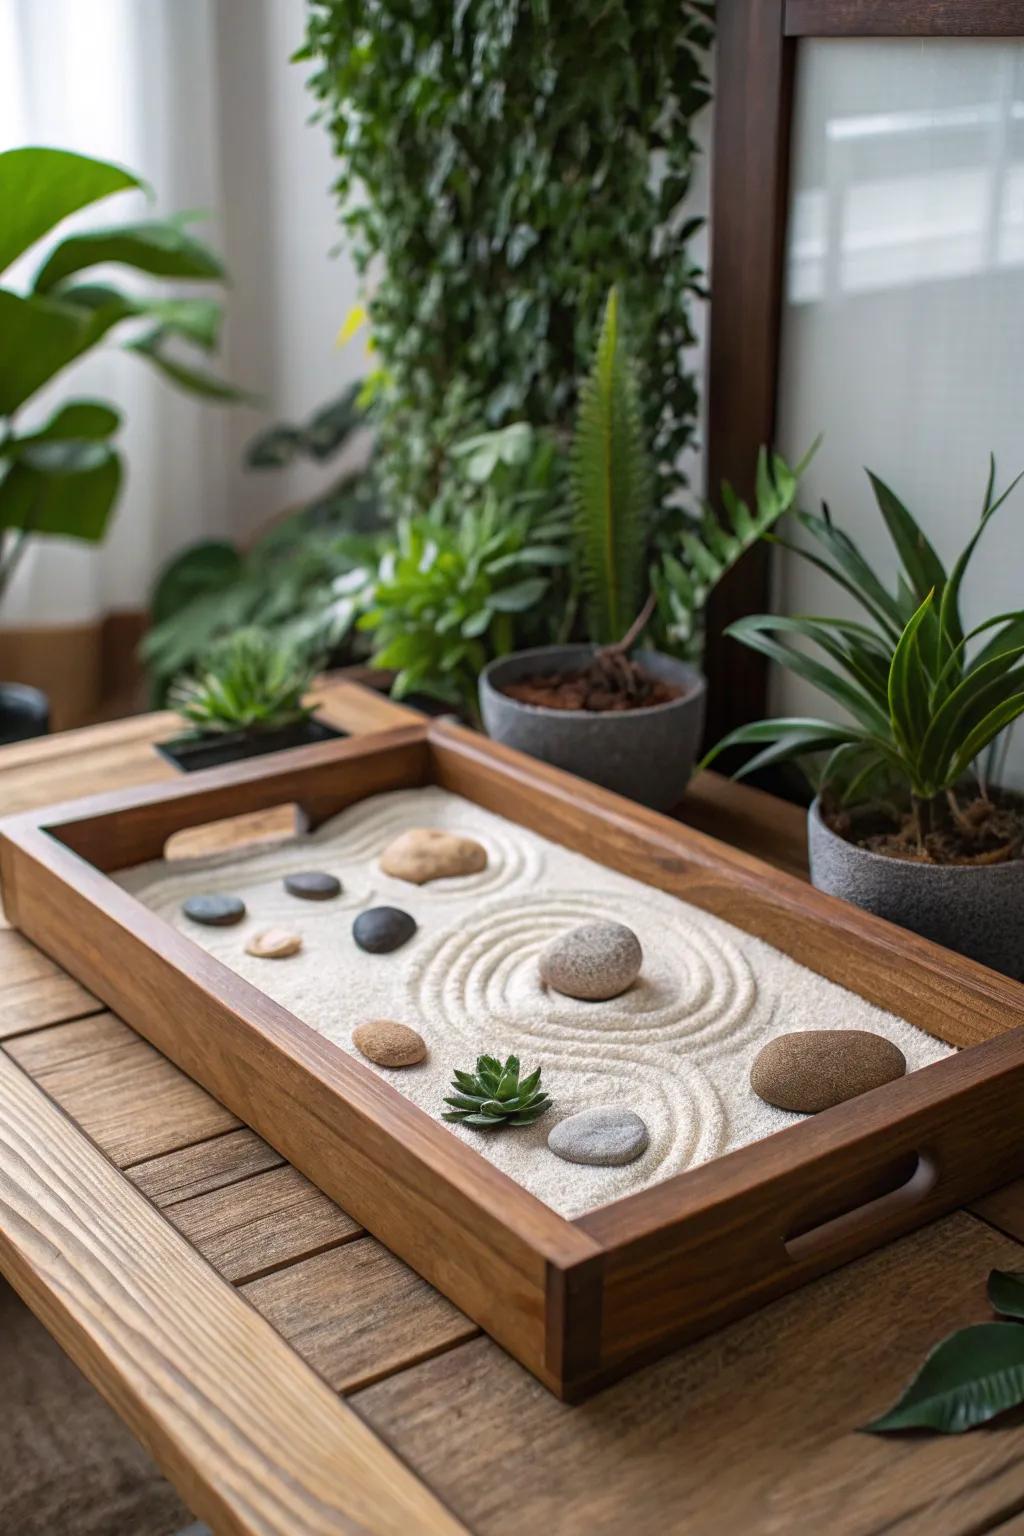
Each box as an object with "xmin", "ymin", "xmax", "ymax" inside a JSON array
[
  {"xmin": 159, "ymin": 627, "xmax": 344, "ymax": 772},
  {"xmin": 703, "ymin": 459, "xmax": 1024, "ymax": 978},
  {"xmin": 479, "ymin": 287, "xmax": 810, "ymax": 810}
]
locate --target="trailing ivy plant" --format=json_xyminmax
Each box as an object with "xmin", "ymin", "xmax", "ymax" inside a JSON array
[
  {"xmin": 867, "ymin": 1269, "xmax": 1024, "ymax": 1434},
  {"xmin": 0, "ymin": 146, "xmax": 242, "ymax": 606},
  {"xmin": 301, "ymin": 0, "xmax": 712, "ymax": 514},
  {"xmin": 702, "ymin": 459, "xmax": 1024, "ymax": 848}
]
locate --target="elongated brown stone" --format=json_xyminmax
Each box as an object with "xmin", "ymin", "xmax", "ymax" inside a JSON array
[{"xmin": 750, "ymin": 1029, "xmax": 906, "ymax": 1113}]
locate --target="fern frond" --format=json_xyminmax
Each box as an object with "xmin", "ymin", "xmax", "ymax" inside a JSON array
[
  {"xmin": 657, "ymin": 442, "xmax": 814, "ymax": 651},
  {"xmin": 570, "ymin": 287, "xmax": 652, "ymax": 643}
]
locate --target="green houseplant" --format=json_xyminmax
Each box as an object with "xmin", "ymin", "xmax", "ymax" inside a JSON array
[
  {"xmin": 301, "ymin": 0, "xmax": 712, "ymax": 516},
  {"xmin": 160, "ymin": 626, "xmax": 340, "ymax": 773},
  {"xmin": 477, "ymin": 288, "xmax": 810, "ymax": 810},
  {"xmin": 703, "ymin": 459, "xmax": 1024, "ymax": 975},
  {"xmin": 141, "ymin": 383, "xmax": 379, "ymax": 702},
  {"xmin": 0, "ymin": 145, "xmax": 241, "ymax": 740}
]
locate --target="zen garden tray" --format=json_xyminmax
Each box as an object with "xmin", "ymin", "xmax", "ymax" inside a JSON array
[{"xmin": 2, "ymin": 718, "xmax": 1024, "ymax": 1400}]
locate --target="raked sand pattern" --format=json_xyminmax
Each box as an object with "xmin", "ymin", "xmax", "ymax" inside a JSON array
[{"xmin": 117, "ymin": 786, "xmax": 953, "ymax": 1218}]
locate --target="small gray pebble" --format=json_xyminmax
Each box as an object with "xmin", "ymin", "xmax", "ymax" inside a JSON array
[
  {"xmin": 285, "ymin": 870, "xmax": 342, "ymax": 901},
  {"xmin": 548, "ymin": 1106, "xmax": 649, "ymax": 1167},
  {"xmin": 539, "ymin": 920, "xmax": 642, "ymax": 1001},
  {"xmin": 182, "ymin": 893, "xmax": 246, "ymax": 927},
  {"xmin": 353, "ymin": 906, "xmax": 417, "ymax": 954}
]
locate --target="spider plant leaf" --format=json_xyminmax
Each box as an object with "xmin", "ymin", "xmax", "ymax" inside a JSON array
[
  {"xmin": 948, "ymin": 691, "xmax": 1024, "ymax": 784},
  {"xmin": 701, "ymin": 716, "xmax": 864, "ymax": 774},
  {"xmin": 771, "ymin": 529, "xmax": 903, "ymax": 642},
  {"xmin": 973, "ymin": 613, "xmax": 1024, "ymax": 673},
  {"xmin": 938, "ymin": 464, "xmax": 1024, "ymax": 660},
  {"xmin": 919, "ymin": 648, "xmax": 1024, "ymax": 788},
  {"xmin": 790, "ymin": 511, "xmax": 907, "ymax": 634},
  {"xmin": 865, "ymin": 1322, "xmax": 1024, "ymax": 1434},
  {"xmin": 725, "ymin": 616, "xmax": 890, "ymax": 734},
  {"xmin": 867, "ymin": 471, "xmax": 947, "ymax": 603},
  {"xmin": 886, "ymin": 592, "xmax": 935, "ymax": 768}
]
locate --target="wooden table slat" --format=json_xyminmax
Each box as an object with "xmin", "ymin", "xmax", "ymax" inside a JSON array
[
  {"xmin": 128, "ymin": 1127, "xmax": 285, "ymax": 1208},
  {"xmin": 0, "ymin": 928, "xmax": 101, "ymax": 1036}
]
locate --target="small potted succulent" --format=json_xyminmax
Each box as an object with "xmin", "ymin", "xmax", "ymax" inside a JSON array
[
  {"xmin": 160, "ymin": 626, "xmax": 343, "ymax": 772},
  {"xmin": 704, "ymin": 458, "xmax": 1024, "ymax": 978},
  {"xmin": 479, "ymin": 288, "xmax": 810, "ymax": 810}
]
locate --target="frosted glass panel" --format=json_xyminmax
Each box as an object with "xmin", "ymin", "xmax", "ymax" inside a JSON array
[{"xmin": 777, "ymin": 39, "xmax": 1024, "ymax": 788}]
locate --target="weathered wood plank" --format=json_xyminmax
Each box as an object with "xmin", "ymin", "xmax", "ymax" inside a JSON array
[
  {"xmin": 165, "ymin": 1164, "xmax": 361, "ymax": 1284},
  {"xmin": 0, "ymin": 1052, "xmax": 468, "ymax": 1536},
  {"xmin": 4, "ymin": 1014, "xmax": 239, "ymax": 1164},
  {"xmin": 356, "ymin": 1213, "xmax": 1024, "ymax": 1536},
  {"xmin": 243, "ymin": 1239, "xmax": 479, "ymax": 1393},
  {"xmin": 0, "ymin": 927, "xmax": 101, "ymax": 1037},
  {"xmin": 128, "ymin": 1128, "xmax": 284, "ymax": 1208}
]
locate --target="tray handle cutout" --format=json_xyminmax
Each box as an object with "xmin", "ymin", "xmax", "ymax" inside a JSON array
[{"xmin": 784, "ymin": 1151, "xmax": 938, "ymax": 1265}]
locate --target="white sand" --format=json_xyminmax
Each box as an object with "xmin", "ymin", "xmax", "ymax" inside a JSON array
[{"xmin": 116, "ymin": 787, "xmax": 953, "ymax": 1218}]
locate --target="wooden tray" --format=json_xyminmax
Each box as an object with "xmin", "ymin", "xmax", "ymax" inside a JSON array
[{"xmin": 2, "ymin": 719, "xmax": 1024, "ymax": 1400}]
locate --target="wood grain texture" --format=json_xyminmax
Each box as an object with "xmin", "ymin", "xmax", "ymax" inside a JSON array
[
  {"xmin": 703, "ymin": 0, "xmax": 793, "ymax": 745},
  {"xmin": 785, "ymin": 0, "xmax": 1024, "ymax": 36},
  {"xmin": 4, "ymin": 1013, "xmax": 240, "ymax": 1165},
  {"xmin": 128, "ymin": 1128, "xmax": 284, "ymax": 1208},
  {"xmin": 356, "ymin": 1213, "xmax": 1024, "ymax": 1536},
  {"xmin": 0, "ymin": 927, "xmax": 100, "ymax": 1037},
  {"xmin": 679, "ymin": 769, "xmax": 809, "ymax": 879},
  {"xmin": 7, "ymin": 719, "xmax": 1024, "ymax": 1396},
  {"xmin": 969, "ymin": 1177, "xmax": 1024, "ymax": 1245},
  {"xmin": 243, "ymin": 1239, "xmax": 478, "ymax": 1393},
  {"xmin": 0, "ymin": 1052, "xmax": 468, "ymax": 1536},
  {"xmin": 165, "ymin": 1164, "xmax": 362, "ymax": 1284}
]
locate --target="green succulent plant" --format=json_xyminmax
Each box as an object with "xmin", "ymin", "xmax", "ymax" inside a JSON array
[
  {"xmin": 442, "ymin": 1055, "xmax": 551, "ymax": 1130},
  {"xmin": 703, "ymin": 457, "xmax": 1024, "ymax": 844},
  {"xmin": 169, "ymin": 627, "xmax": 316, "ymax": 737}
]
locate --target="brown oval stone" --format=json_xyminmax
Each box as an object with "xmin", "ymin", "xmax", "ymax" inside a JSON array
[
  {"xmin": 750, "ymin": 1028, "xmax": 906, "ymax": 1114},
  {"xmin": 245, "ymin": 928, "xmax": 303, "ymax": 959},
  {"xmin": 351, "ymin": 1019, "xmax": 427, "ymax": 1068},
  {"xmin": 379, "ymin": 827, "xmax": 487, "ymax": 885}
]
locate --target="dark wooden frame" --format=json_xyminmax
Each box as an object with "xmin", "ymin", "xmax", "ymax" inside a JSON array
[
  {"xmin": 3, "ymin": 721, "xmax": 1024, "ymax": 1399},
  {"xmin": 704, "ymin": 0, "xmax": 1024, "ymax": 744}
]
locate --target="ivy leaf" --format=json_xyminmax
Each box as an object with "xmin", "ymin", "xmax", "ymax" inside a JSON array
[{"xmin": 865, "ymin": 1323, "xmax": 1024, "ymax": 1434}]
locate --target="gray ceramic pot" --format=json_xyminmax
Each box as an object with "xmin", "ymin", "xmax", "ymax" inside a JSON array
[
  {"xmin": 807, "ymin": 797, "xmax": 1024, "ymax": 979},
  {"xmin": 479, "ymin": 644, "xmax": 706, "ymax": 811}
]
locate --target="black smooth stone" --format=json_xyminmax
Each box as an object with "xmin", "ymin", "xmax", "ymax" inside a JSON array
[
  {"xmin": 182, "ymin": 893, "xmax": 246, "ymax": 927},
  {"xmin": 353, "ymin": 906, "xmax": 417, "ymax": 954},
  {"xmin": 285, "ymin": 870, "xmax": 342, "ymax": 901}
]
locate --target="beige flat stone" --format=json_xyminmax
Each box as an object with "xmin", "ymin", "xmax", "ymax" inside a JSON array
[
  {"xmin": 379, "ymin": 827, "xmax": 487, "ymax": 885},
  {"xmin": 245, "ymin": 928, "xmax": 303, "ymax": 959},
  {"xmin": 352, "ymin": 1019, "xmax": 427, "ymax": 1068}
]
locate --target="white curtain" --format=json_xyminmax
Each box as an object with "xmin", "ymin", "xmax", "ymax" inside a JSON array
[{"xmin": 0, "ymin": 0, "xmax": 368, "ymax": 627}]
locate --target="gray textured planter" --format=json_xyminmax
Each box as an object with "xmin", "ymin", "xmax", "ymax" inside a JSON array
[
  {"xmin": 808, "ymin": 797, "xmax": 1024, "ymax": 979},
  {"xmin": 479, "ymin": 645, "xmax": 706, "ymax": 811}
]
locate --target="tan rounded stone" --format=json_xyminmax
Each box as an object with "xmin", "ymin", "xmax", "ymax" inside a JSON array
[
  {"xmin": 352, "ymin": 1019, "xmax": 427, "ymax": 1068},
  {"xmin": 750, "ymin": 1028, "xmax": 906, "ymax": 1114},
  {"xmin": 245, "ymin": 928, "xmax": 303, "ymax": 959},
  {"xmin": 379, "ymin": 827, "xmax": 487, "ymax": 885}
]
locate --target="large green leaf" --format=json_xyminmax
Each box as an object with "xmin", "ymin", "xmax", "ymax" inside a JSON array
[
  {"xmin": 33, "ymin": 219, "xmax": 224, "ymax": 292},
  {"xmin": 988, "ymin": 1270, "xmax": 1024, "ymax": 1320},
  {"xmin": 0, "ymin": 147, "xmax": 141, "ymax": 277},
  {"xmin": 0, "ymin": 399, "xmax": 120, "ymax": 457},
  {"xmin": 150, "ymin": 540, "xmax": 243, "ymax": 627},
  {"xmin": 866, "ymin": 1322, "xmax": 1024, "ymax": 1434},
  {"xmin": 0, "ymin": 443, "xmax": 121, "ymax": 540},
  {"xmin": 127, "ymin": 331, "xmax": 254, "ymax": 402},
  {"xmin": 0, "ymin": 289, "xmax": 96, "ymax": 414}
]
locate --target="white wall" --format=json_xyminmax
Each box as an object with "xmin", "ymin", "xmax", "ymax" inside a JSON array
[
  {"xmin": 776, "ymin": 38, "xmax": 1024, "ymax": 788},
  {"xmin": 0, "ymin": 0, "xmax": 368, "ymax": 623}
]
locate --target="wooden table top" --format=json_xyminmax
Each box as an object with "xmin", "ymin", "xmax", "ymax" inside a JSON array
[{"xmin": 2, "ymin": 677, "xmax": 1024, "ymax": 1536}]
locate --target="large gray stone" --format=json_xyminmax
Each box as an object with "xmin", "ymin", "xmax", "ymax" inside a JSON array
[
  {"xmin": 808, "ymin": 798, "xmax": 1024, "ymax": 980},
  {"xmin": 539, "ymin": 921, "xmax": 642, "ymax": 1001},
  {"xmin": 478, "ymin": 645, "xmax": 706, "ymax": 811}
]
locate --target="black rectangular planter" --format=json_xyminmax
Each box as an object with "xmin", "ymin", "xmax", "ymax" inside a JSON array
[{"xmin": 156, "ymin": 716, "xmax": 347, "ymax": 773}]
